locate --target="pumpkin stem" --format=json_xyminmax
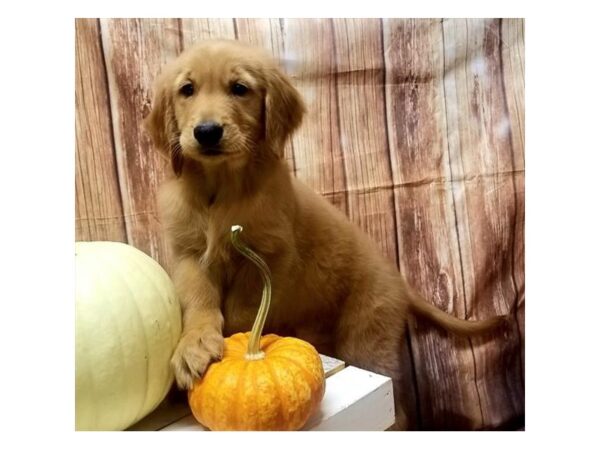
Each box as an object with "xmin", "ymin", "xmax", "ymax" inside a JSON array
[{"xmin": 230, "ymin": 225, "xmax": 271, "ymax": 360}]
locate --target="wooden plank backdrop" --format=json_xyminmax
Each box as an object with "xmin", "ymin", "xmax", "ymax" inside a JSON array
[{"xmin": 75, "ymin": 18, "xmax": 525, "ymax": 430}]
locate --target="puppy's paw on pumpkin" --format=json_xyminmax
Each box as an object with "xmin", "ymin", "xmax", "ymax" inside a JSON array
[{"xmin": 171, "ymin": 330, "xmax": 224, "ymax": 390}]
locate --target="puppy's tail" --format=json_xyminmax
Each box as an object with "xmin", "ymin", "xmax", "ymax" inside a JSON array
[{"xmin": 407, "ymin": 285, "xmax": 511, "ymax": 337}]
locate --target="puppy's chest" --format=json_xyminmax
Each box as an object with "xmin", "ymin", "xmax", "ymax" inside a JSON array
[{"xmin": 176, "ymin": 209, "xmax": 228, "ymax": 260}]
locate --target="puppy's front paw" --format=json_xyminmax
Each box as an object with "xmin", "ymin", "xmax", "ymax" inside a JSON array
[{"xmin": 171, "ymin": 329, "xmax": 224, "ymax": 390}]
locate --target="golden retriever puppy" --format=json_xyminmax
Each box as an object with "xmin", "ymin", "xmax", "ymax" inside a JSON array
[{"xmin": 145, "ymin": 39, "xmax": 508, "ymax": 428}]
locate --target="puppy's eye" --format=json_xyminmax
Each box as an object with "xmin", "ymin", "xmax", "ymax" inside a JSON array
[
  {"xmin": 179, "ymin": 83, "xmax": 194, "ymax": 97},
  {"xmin": 231, "ymin": 82, "xmax": 249, "ymax": 97}
]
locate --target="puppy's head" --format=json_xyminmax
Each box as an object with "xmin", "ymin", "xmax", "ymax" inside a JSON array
[{"xmin": 145, "ymin": 40, "xmax": 305, "ymax": 175}]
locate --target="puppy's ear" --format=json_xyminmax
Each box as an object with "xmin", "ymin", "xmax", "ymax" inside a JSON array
[
  {"xmin": 144, "ymin": 75, "xmax": 184, "ymax": 176},
  {"xmin": 264, "ymin": 67, "xmax": 305, "ymax": 156}
]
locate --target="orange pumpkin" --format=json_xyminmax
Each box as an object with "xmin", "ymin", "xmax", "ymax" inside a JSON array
[{"xmin": 187, "ymin": 226, "xmax": 325, "ymax": 431}]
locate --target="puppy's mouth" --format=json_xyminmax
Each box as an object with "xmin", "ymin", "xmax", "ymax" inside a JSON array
[
  {"xmin": 199, "ymin": 146, "xmax": 224, "ymax": 157},
  {"xmin": 196, "ymin": 144, "xmax": 243, "ymax": 159}
]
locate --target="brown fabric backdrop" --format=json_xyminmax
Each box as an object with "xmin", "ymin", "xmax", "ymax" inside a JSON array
[{"xmin": 75, "ymin": 18, "xmax": 525, "ymax": 430}]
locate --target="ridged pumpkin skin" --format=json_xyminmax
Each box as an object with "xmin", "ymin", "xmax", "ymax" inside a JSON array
[
  {"xmin": 75, "ymin": 241, "xmax": 182, "ymax": 430},
  {"xmin": 188, "ymin": 332, "xmax": 325, "ymax": 431}
]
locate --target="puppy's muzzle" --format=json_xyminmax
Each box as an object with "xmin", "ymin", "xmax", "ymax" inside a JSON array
[{"xmin": 194, "ymin": 122, "xmax": 224, "ymax": 154}]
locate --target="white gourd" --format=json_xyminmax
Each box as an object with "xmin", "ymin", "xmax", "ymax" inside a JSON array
[{"xmin": 75, "ymin": 241, "xmax": 182, "ymax": 431}]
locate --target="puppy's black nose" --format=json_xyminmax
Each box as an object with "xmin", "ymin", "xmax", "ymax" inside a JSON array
[{"xmin": 193, "ymin": 122, "xmax": 224, "ymax": 147}]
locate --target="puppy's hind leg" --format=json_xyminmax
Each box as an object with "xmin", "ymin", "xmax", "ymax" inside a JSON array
[{"xmin": 334, "ymin": 288, "xmax": 416, "ymax": 430}]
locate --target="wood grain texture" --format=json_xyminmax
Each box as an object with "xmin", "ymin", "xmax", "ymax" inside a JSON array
[
  {"xmin": 282, "ymin": 19, "xmax": 348, "ymax": 214},
  {"xmin": 383, "ymin": 18, "xmax": 485, "ymax": 429},
  {"xmin": 179, "ymin": 18, "xmax": 236, "ymax": 45},
  {"xmin": 500, "ymin": 20, "xmax": 525, "ymax": 383},
  {"xmin": 440, "ymin": 19, "xmax": 524, "ymax": 428},
  {"xmin": 330, "ymin": 18, "xmax": 398, "ymax": 262},
  {"xmin": 74, "ymin": 18, "xmax": 525, "ymax": 430},
  {"xmin": 75, "ymin": 19, "xmax": 126, "ymax": 242}
]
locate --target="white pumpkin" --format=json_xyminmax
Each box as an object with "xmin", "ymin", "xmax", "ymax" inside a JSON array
[{"xmin": 75, "ymin": 241, "xmax": 182, "ymax": 431}]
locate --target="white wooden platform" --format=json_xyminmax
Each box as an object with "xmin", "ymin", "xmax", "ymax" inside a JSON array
[{"xmin": 128, "ymin": 356, "xmax": 395, "ymax": 431}]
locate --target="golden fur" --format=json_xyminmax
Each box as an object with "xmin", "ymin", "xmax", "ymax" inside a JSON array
[{"xmin": 145, "ymin": 39, "xmax": 508, "ymax": 428}]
